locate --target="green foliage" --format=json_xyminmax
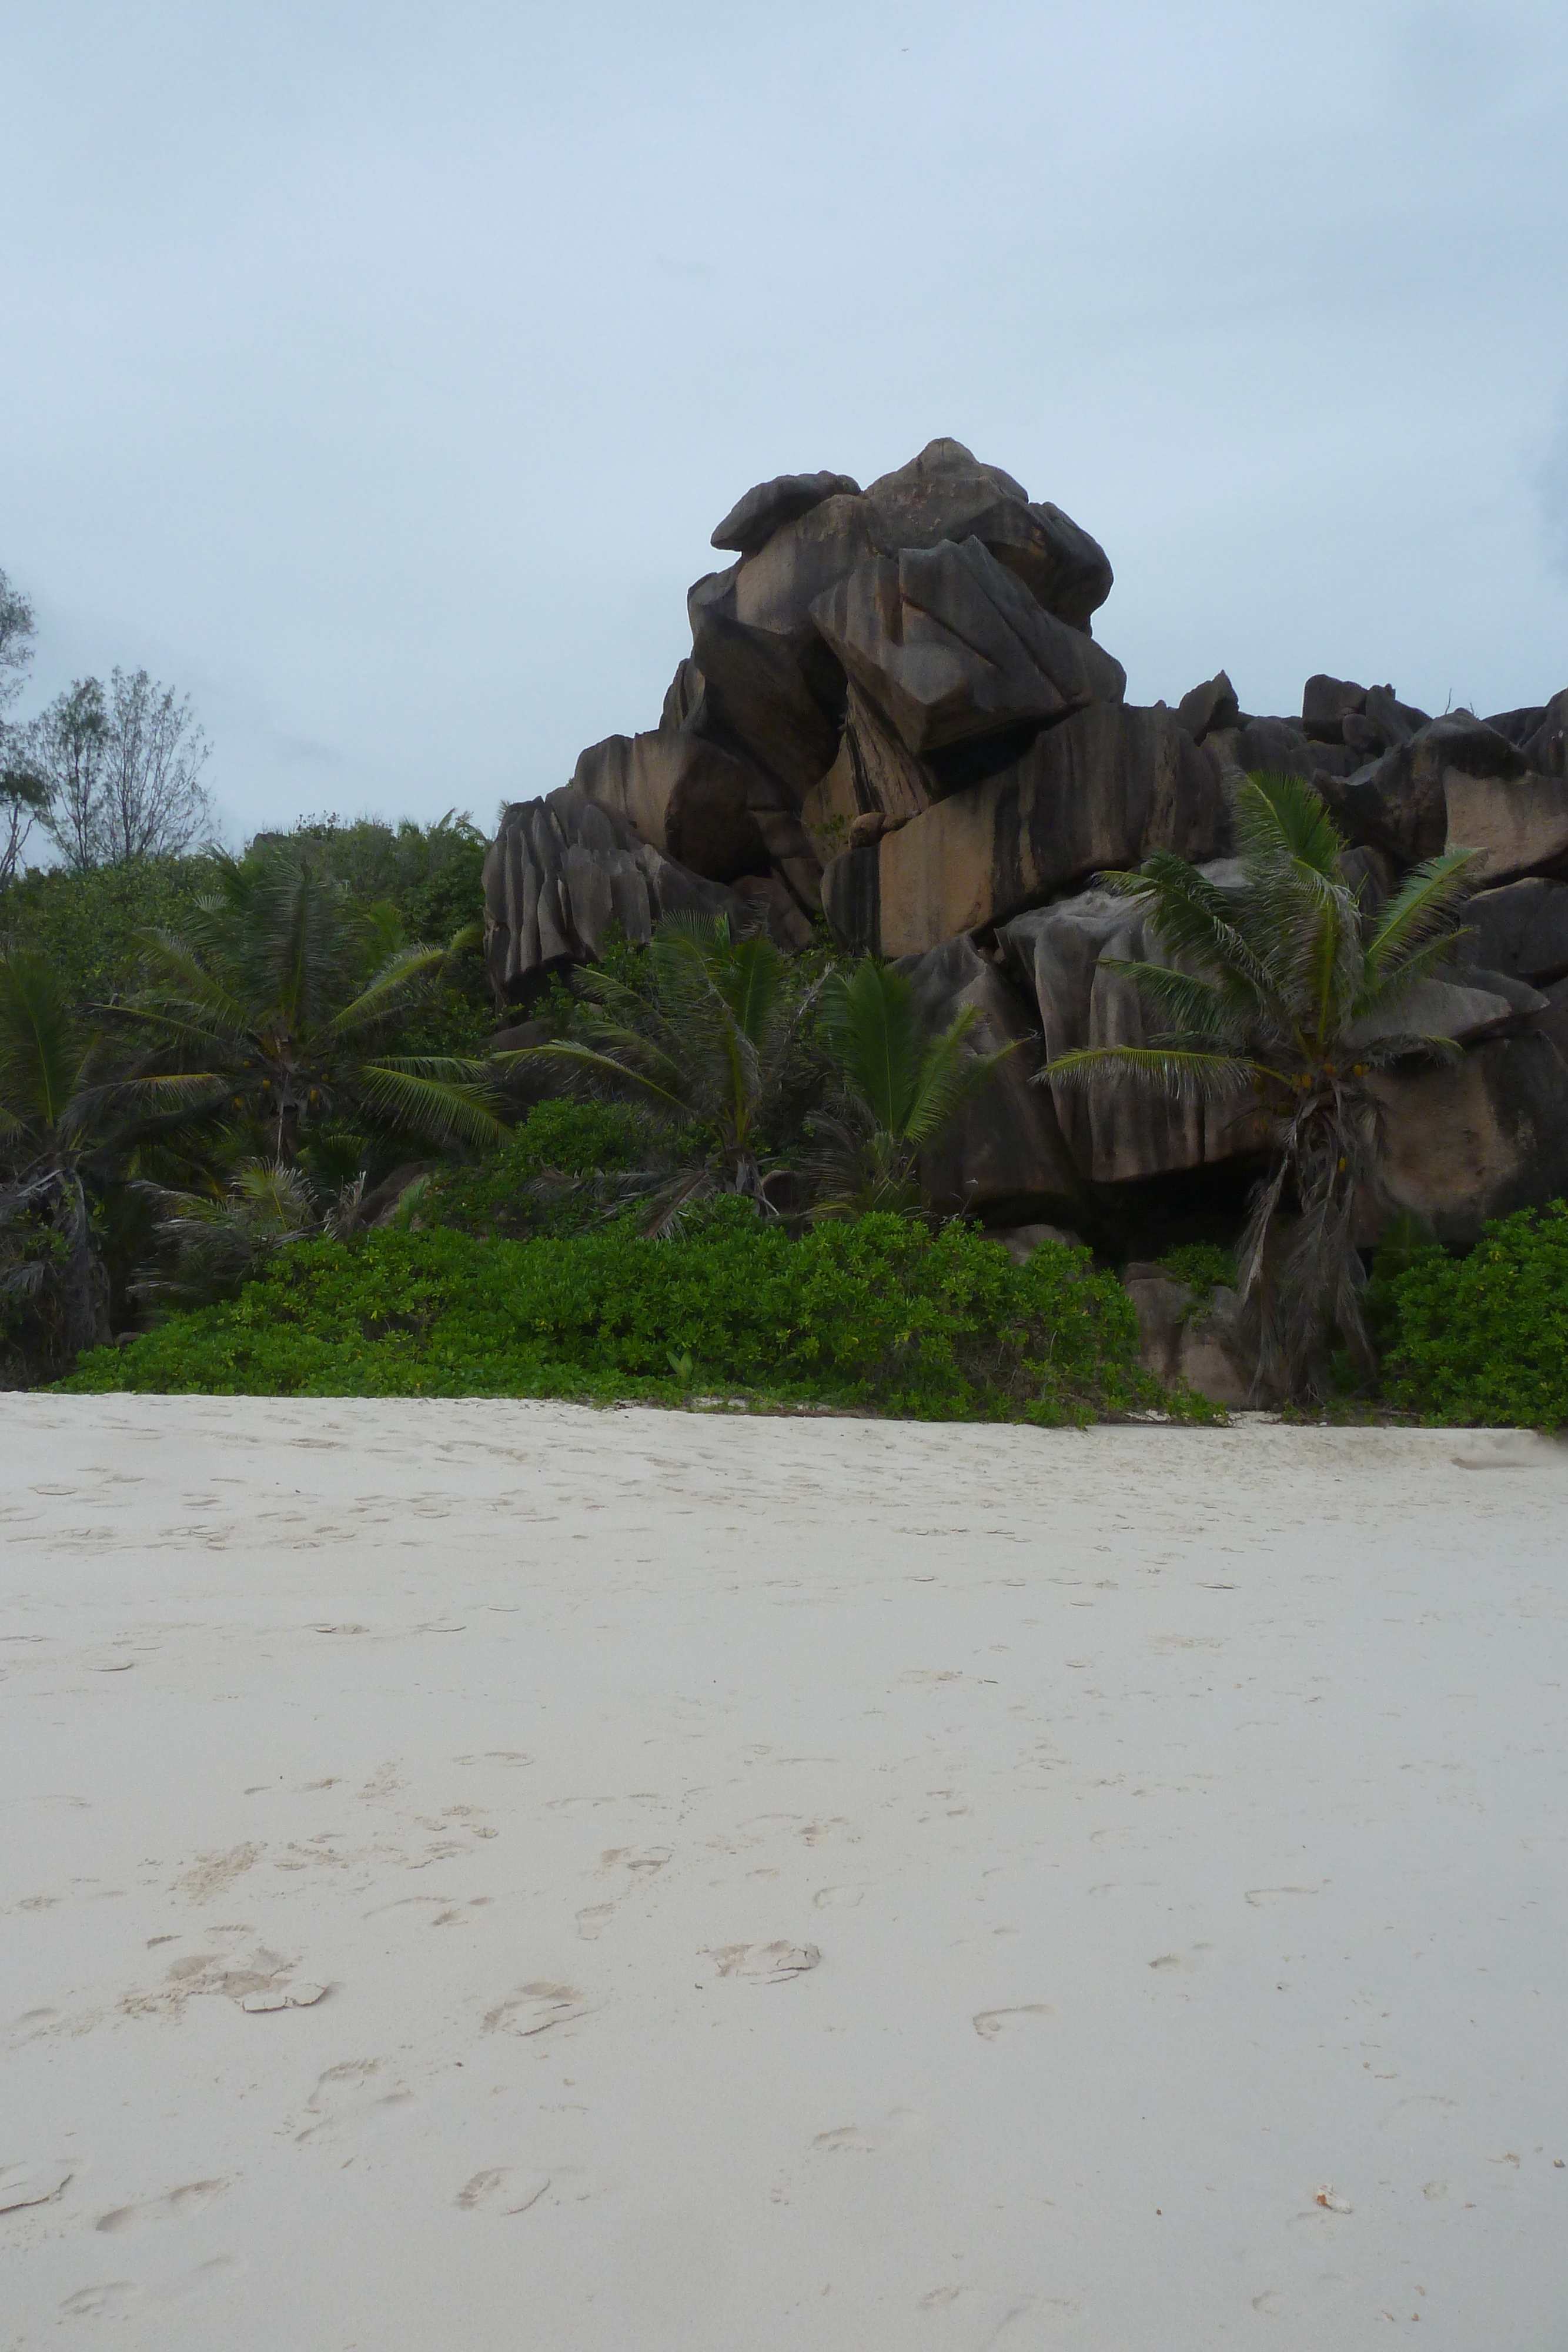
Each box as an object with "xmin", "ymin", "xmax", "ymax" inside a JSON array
[
  {"xmin": 1380, "ymin": 1202, "xmax": 1568, "ymax": 1427},
  {"xmin": 0, "ymin": 856, "xmax": 217, "ymax": 1014},
  {"xmin": 506, "ymin": 915, "xmax": 827, "ymax": 1228},
  {"xmin": 273, "ymin": 812, "xmax": 486, "ymax": 938},
  {"xmin": 417, "ymin": 1100, "xmax": 652, "ymax": 1238},
  {"xmin": 1154, "ymin": 1242, "xmax": 1239, "ymax": 1303},
  {"xmin": 810, "ymin": 958, "xmax": 1011, "ymax": 1217},
  {"xmin": 62, "ymin": 1212, "xmax": 1170, "ymax": 1425},
  {"xmin": 116, "ymin": 840, "xmax": 503, "ymax": 1162}
]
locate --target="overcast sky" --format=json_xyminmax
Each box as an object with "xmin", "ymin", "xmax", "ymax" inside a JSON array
[{"xmin": 4, "ymin": 1, "xmax": 1566, "ymax": 848}]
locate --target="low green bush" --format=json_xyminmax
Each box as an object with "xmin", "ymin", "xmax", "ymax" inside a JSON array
[
  {"xmin": 1380, "ymin": 1201, "xmax": 1568, "ymax": 1428},
  {"xmin": 1154, "ymin": 1243, "xmax": 1239, "ymax": 1303},
  {"xmin": 62, "ymin": 1207, "xmax": 1171, "ymax": 1423},
  {"xmin": 416, "ymin": 1101, "xmax": 653, "ymax": 1238}
]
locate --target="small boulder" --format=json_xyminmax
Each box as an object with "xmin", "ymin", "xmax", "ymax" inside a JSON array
[
  {"xmin": 1522, "ymin": 687, "xmax": 1568, "ymax": 778},
  {"xmin": 861, "ymin": 438, "xmax": 1114, "ymax": 630},
  {"xmin": 1372, "ymin": 1030, "xmax": 1568, "ymax": 1244},
  {"xmin": 1343, "ymin": 684, "xmax": 1430, "ymax": 757},
  {"xmin": 1121, "ymin": 1266, "xmax": 1257, "ymax": 1407},
  {"xmin": 1325, "ymin": 713, "xmax": 1529, "ymax": 864},
  {"xmin": 999, "ymin": 864, "xmax": 1272, "ymax": 1187},
  {"xmin": 989, "ymin": 1221, "xmax": 1086, "ymax": 1264},
  {"xmin": 483, "ymin": 788, "xmax": 757, "ymax": 999}
]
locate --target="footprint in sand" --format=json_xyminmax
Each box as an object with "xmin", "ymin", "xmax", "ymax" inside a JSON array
[
  {"xmin": 176, "ymin": 1844, "xmax": 263, "ymax": 1903},
  {"xmin": 706, "ymin": 1942, "xmax": 820, "ymax": 1983},
  {"xmin": 61, "ymin": 2282, "xmax": 142, "ymax": 2317},
  {"xmin": 456, "ymin": 2168, "xmax": 551, "ymax": 2215},
  {"xmin": 0, "ymin": 2163, "xmax": 72, "ymax": 2214},
  {"xmin": 972, "ymin": 2004, "xmax": 1052, "ymax": 2039},
  {"xmin": 59, "ymin": 2261, "xmax": 239, "ymax": 2319},
  {"xmin": 813, "ymin": 1885, "xmax": 865, "ymax": 1909},
  {"xmin": 484, "ymin": 1983, "xmax": 592, "ymax": 2037},
  {"xmin": 811, "ymin": 2109, "xmax": 922, "ymax": 2159},
  {"xmin": 240, "ymin": 1981, "xmax": 327, "ymax": 2012},
  {"xmin": 1147, "ymin": 1943, "xmax": 1215, "ymax": 1973},
  {"xmin": 295, "ymin": 2059, "xmax": 415, "ymax": 2144},
  {"xmin": 97, "ymin": 2180, "xmax": 229, "ymax": 2233}
]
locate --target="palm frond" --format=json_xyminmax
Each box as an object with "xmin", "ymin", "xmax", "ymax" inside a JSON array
[
  {"xmin": 1043, "ymin": 1043, "xmax": 1259, "ymax": 1103},
  {"xmin": 329, "ymin": 943, "xmax": 449, "ymax": 1038},
  {"xmin": 819, "ymin": 961, "xmax": 925, "ymax": 1132},
  {"xmin": 1092, "ymin": 960, "xmax": 1241, "ymax": 1039},
  {"xmin": 354, "ymin": 1063, "xmax": 507, "ymax": 1148},
  {"xmin": 493, "ymin": 1039, "xmax": 694, "ymax": 1122},
  {"xmin": 1362, "ymin": 848, "xmax": 1479, "ymax": 984}
]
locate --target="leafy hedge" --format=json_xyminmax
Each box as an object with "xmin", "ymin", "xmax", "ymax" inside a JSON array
[
  {"xmin": 62, "ymin": 1208, "xmax": 1168, "ymax": 1424},
  {"xmin": 416, "ymin": 1101, "xmax": 651, "ymax": 1238},
  {"xmin": 1381, "ymin": 1201, "xmax": 1568, "ymax": 1428}
]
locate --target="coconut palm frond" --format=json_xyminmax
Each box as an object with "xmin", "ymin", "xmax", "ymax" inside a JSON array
[
  {"xmin": 1091, "ymin": 960, "xmax": 1240, "ymax": 1038},
  {"xmin": 1044, "ymin": 1043, "xmax": 1259, "ymax": 1103},
  {"xmin": 355, "ymin": 1063, "xmax": 508, "ymax": 1148},
  {"xmin": 329, "ymin": 943, "xmax": 450, "ymax": 1037},
  {"xmin": 1362, "ymin": 847, "xmax": 1479, "ymax": 983},
  {"xmin": 818, "ymin": 960, "xmax": 926, "ymax": 1133}
]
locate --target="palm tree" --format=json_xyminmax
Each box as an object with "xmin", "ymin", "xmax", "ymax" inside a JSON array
[
  {"xmin": 499, "ymin": 914, "xmax": 824, "ymax": 1230},
  {"xmin": 0, "ymin": 948, "xmax": 118, "ymax": 1361},
  {"xmin": 808, "ymin": 958, "xmax": 1015, "ymax": 1216},
  {"xmin": 1041, "ymin": 771, "xmax": 1478, "ymax": 1397},
  {"xmin": 135, "ymin": 1157, "xmax": 373, "ymax": 1309},
  {"xmin": 115, "ymin": 844, "xmax": 504, "ymax": 1166}
]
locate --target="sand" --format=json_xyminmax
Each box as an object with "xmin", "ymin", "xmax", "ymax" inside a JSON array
[{"xmin": 2, "ymin": 1396, "xmax": 1566, "ymax": 2350}]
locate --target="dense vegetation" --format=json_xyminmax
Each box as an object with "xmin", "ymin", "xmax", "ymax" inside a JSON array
[
  {"xmin": 62, "ymin": 1207, "xmax": 1160, "ymax": 1424},
  {"xmin": 4, "ymin": 780, "xmax": 1567, "ymax": 1428},
  {"xmin": 1380, "ymin": 1203, "xmax": 1568, "ymax": 1428}
]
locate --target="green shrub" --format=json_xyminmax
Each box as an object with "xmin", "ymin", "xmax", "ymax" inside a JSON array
[
  {"xmin": 0, "ymin": 856, "xmax": 216, "ymax": 1011},
  {"xmin": 1154, "ymin": 1242, "xmax": 1239, "ymax": 1303},
  {"xmin": 61, "ymin": 1210, "xmax": 1171, "ymax": 1423},
  {"xmin": 418, "ymin": 1101, "xmax": 653, "ymax": 1238},
  {"xmin": 1381, "ymin": 1201, "xmax": 1568, "ymax": 1428}
]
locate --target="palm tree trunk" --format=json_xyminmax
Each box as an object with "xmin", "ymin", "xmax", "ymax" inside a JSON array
[{"xmin": 59, "ymin": 1169, "xmax": 107, "ymax": 1362}]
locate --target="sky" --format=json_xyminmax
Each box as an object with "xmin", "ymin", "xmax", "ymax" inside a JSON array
[{"xmin": 3, "ymin": 0, "xmax": 1567, "ymax": 849}]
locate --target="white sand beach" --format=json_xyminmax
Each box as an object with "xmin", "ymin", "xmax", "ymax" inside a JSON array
[{"xmin": 2, "ymin": 1398, "xmax": 1566, "ymax": 2350}]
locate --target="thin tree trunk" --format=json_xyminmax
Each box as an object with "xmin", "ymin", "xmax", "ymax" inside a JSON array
[{"xmin": 59, "ymin": 1169, "xmax": 106, "ymax": 1363}]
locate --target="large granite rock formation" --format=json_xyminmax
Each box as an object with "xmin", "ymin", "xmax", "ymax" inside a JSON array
[{"xmin": 485, "ymin": 433, "xmax": 1568, "ymax": 1269}]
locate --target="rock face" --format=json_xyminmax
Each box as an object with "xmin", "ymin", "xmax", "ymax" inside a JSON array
[
  {"xmin": 809, "ymin": 536, "xmax": 1125, "ymax": 760},
  {"xmin": 483, "ymin": 789, "xmax": 755, "ymax": 995},
  {"xmin": 999, "ymin": 865, "xmax": 1272, "ymax": 1187},
  {"xmin": 1372, "ymin": 1033, "xmax": 1568, "ymax": 1244},
  {"xmin": 486, "ymin": 433, "xmax": 1568, "ymax": 1262},
  {"xmin": 891, "ymin": 934, "xmax": 1082, "ymax": 1218},
  {"xmin": 1461, "ymin": 879, "xmax": 1568, "ymax": 985},
  {"xmin": 823, "ymin": 700, "xmax": 1225, "ymax": 959},
  {"xmin": 1121, "ymin": 1266, "xmax": 1261, "ymax": 1407}
]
